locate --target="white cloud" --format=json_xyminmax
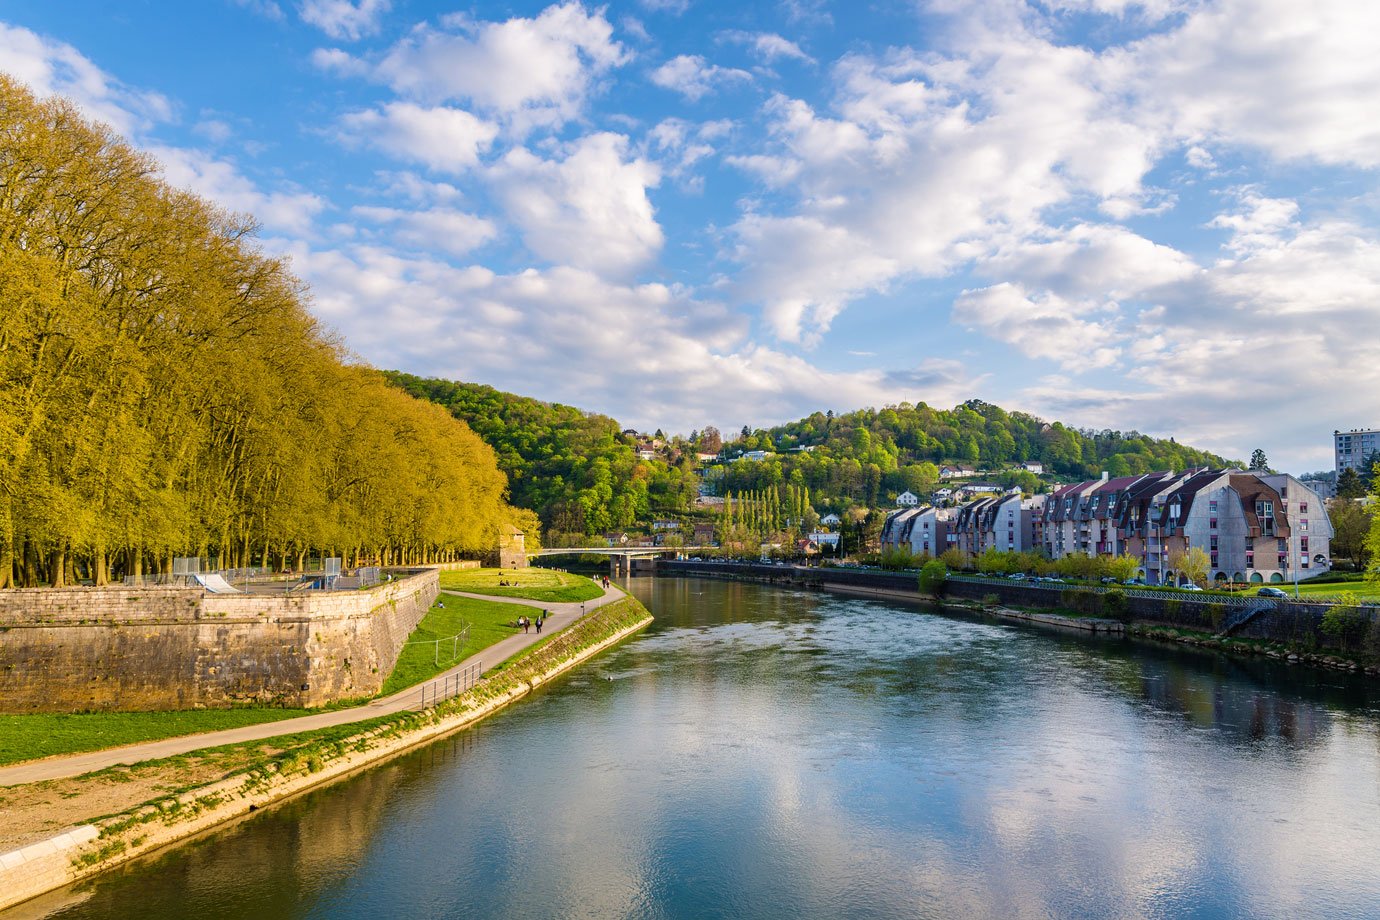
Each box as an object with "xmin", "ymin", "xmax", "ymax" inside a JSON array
[
  {"xmin": 233, "ymin": 0, "xmax": 287, "ymax": 22},
  {"xmin": 719, "ymin": 30, "xmax": 814, "ymax": 64},
  {"xmin": 299, "ymin": 0, "xmax": 391, "ymax": 41},
  {"xmin": 488, "ymin": 132, "xmax": 663, "ymax": 277},
  {"xmin": 352, "ymin": 205, "xmax": 496, "ymax": 257},
  {"xmin": 338, "ymin": 102, "xmax": 498, "ymax": 173},
  {"xmin": 150, "ymin": 146, "xmax": 326, "ymax": 236},
  {"xmin": 952, "ymin": 283, "xmax": 1122, "ymax": 369},
  {"xmin": 374, "ymin": 2, "xmax": 626, "ymax": 131},
  {"xmin": 650, "ymin": 55, "xmax": 753, "ymax": 101},
  {"xmin": 280, "ymin": 243, "xmax": 984, "ymax": 435},
  {"xmin": 0, "ymin": 22, "xmax": 171, "ymax": 135},
  {"xmin": 310, "ymin": 47, "xmax": 370, "ymax": 77}
]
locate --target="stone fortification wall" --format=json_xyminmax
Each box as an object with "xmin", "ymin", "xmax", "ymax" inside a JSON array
[{"xmin": 0, "ymin": 569, "xmax": 437, "ymax": 713}]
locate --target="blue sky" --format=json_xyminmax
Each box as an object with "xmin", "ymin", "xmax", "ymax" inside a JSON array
[{"xmin": 3, "ymin": 0, "xmax": 1379, "ymax": 472}]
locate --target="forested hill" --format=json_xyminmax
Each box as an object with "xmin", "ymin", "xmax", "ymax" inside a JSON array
[
  {"xmin": 714, "ymin": 399, "xmax": 1237, "ymax": 510},
  {"xmin": 384, "ymin": 374, "xmax": 698, "ymax": 537},
  {"xmin": 389, "ymin": 373, "xmax": 1235, "ymax": 533}
]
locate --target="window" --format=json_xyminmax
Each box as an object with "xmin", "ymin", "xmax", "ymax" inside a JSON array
[
  {"xmin": 1210, "ymin": 536, "xmax": 1218, "ymax": 551},
  {"xmin": 1209, "ymin": 500, "xmax": 1218, "ymax": 512},
  {"xmin": 1300, "ymin": 502, "xmax": 1308, "ymax": 514},
  {"xmin": 1301, "ymin": 536, "xmax": 1309, "ymax": 553},
  {"xmin": 1279, "ymin": 554, "xmax": 1288, "ymax": 569},
  {"xmin": 1302, "ymin": 555, "xmax": 1310, "ymax": 569},
  {"xmin": 1246, "ymin": 551, "xmax": 1254, "ymax": 567},
  {"xmin": 1210, "ymin": 553, "xmax": 1219, "ymax": 567},
  {"xmin": 1278, "ymin": 538, "xmax": 1287, "ymax": 553},
  {"xmin": 1210, "ymin": 517, "xmax": 1218, "ymax": 530},
  {"xmin": 1301, "ymin": 519, "xmax": 1308, "ymax": 532}
]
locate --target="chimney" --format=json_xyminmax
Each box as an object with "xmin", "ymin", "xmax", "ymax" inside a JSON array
[{"xmin": 1101, "ymin": 471, "xmax": 1110, "ymax": 482}]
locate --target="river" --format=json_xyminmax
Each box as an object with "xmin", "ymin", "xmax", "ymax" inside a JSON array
[{"xmin": 13, "ymin": 577, "xmax": 1380, "ymax": 919}]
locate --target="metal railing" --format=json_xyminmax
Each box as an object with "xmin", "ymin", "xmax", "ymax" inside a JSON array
[{"xmin": 415, "ymin": 661, "xmax": 482, "ymax": 710}]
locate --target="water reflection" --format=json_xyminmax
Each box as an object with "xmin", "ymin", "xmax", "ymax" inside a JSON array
[{"xmin": 14, "ymin": 577, "xmax": 1380, "ymax": 920}]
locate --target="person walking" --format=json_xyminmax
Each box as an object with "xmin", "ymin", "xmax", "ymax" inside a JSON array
[{"xmin": 535, "ymin": 613, "xmax": 544, "ymax": 634}]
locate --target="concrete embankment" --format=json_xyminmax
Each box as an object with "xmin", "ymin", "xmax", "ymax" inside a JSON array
[{"xmin": 0, "ymin": 596, "xmax": 653, "ymax": 913}]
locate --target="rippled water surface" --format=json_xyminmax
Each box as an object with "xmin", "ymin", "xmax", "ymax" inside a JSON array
[{"xmin": 15, "ymin": 577, "xmax": 1380, "ymax": 919}]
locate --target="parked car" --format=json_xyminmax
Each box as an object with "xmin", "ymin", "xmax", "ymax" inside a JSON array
[
  {"xmin": 1257, "ymin": 586, "xmax": 1289, "ymax": 598},
  {"xmin": 1007, "ymin": 573, "xmax": 1026, "ymax": 581},
  {"xmin": 1100, "ymin": 576, "xmax": 1118, "ymax": 584},
  {"xmin": 1123, "ymin": 578, "xmax": 1146, "ymax": 586},
  {"xmin": 1181, "ymin": 584, "xmax": 1204, "ymax": 592}
]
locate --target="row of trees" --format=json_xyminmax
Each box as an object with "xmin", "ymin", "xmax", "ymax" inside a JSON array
[{"xmin": 0, "ymin": 79, "xmax": 516, "ymax": 587}]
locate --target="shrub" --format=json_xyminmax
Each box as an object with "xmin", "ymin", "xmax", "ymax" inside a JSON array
[
  {"xmin": 1320, "ymin": 594, "xmax": 1368, "ymax": 653},
  {"xmin": 1103, "ymin": 590, "xmax": 1129, "ymax": 623},
  {"xmin": 981, "ymin": 593, "xmax": 1001, "ymax": 608},
  {"xmin": 918, "ymin": 560, "xmax": 948, "ymax": 596},
  {"xmin": 1207, "ymin": 602, "xmax": 1226, "ymax": 630}
]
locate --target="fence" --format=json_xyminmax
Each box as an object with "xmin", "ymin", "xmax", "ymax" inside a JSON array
[{"xmin": 414, "ymin": 661, "xmax": 482, "ymax": 709}]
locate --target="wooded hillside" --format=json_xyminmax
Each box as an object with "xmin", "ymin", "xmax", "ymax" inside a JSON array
[{"xmin": 0, "ymin": 78, "xmax": 513, "ymax": 587}]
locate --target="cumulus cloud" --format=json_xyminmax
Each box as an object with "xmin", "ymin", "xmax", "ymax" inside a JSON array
[
  {"xmin": 374, "ymin": 2, "xmax": 626, "ymax": 131},
  {"xmin": 952, "ymin": 283, "xmax": 1122, "ymax": 369},
  {"xmin": 338, "ymin": 102, "xmax": 498, "ymax": 173},
  {"xmin": 299, "ymin": 0, "xmax": 391, "ymax": 41},
  {"xmin": 0, "ymin": 22, "xmax": 171, "ymax": 134},
  {"xmin": 280, "ymin": 242, "xmax": 984, "ymax": 434},
  {"xmin": 352, "ymin": 205, "xmax": 496, "ymax": 257},
  {"xmin": 488, "ymin": 132, "xmax": 663, "ymax": 277},
  {"xmin": 650, "ymin": 55, "xmax": 753, "ymax": 101},
  {"xmin": 150, "ymin": 146, "xmax": 326, "ymax": 236}
]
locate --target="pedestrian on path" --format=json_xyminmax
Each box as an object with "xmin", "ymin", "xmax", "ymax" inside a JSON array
[{"xmin": 536, "ymin": 611, "xmax": 545, "ymax": 633}]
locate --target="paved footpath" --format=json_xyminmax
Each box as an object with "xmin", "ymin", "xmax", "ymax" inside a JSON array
[{"xmin": 0, "ymin": 583, "xmax": 626, "ymax": 787}]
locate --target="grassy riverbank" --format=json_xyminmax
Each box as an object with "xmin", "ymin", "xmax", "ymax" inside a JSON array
[
  {"xmin": 439, "ymin": 566, "xmax": 603, "ymax": 602},
  {"xmin": 381, "ymin": 595, "xmax": 528, "ymax": 695},
  {"xmin": 0, "ymin": 594, "xmax": 654, "ymax": 904}
]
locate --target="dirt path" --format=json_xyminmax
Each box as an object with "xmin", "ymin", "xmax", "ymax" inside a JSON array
[{"xmin": 0, "ymin": 584, "xmax": 623, "ymax": 788}]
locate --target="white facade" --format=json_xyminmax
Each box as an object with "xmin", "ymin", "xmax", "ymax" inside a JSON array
[{"xmin": 896, "ymin": 491, "xmax": 920, "ymax": 507}]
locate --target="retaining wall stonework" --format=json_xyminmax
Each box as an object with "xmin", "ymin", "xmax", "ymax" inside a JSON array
[{"xmin": 0, "ymin": 569, "xmax": 437, "ymax": 712}]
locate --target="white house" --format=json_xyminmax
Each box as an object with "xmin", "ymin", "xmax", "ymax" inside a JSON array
[
  {"xmin": 809, "ymin": 531, "xmax": 841, "ymax": 548},
  {"xmin": 896, "ymin": 491, "xmax": 920, "ymax": 507},
  {"xmin": 820, "ymin": 513, "xmax": 842, "ymax": 526},
  {"xmin": 940, "ymin": 465, "xmax": 977, "ymax": 479},
  {"xmin": 1021, "ymin": 461, "xmax": 1045, "ymax": 474},
  {"xmin": 741, "ymin": 450, "xmax": 773, "ymax": 462}
]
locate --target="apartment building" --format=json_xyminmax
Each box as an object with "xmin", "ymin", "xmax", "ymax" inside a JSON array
[
  {"xmin": 951, "ymin": 493, "xmax": 1043, "ymax": 557},
  {"xmin": 1111, "ymin": 469, "xmax": 1331, "ymax": 585},
  {"xmin": 880, "ymin": 506, "xmax": 955, "ymax": 558},
  {"xmin": 1335, "ymin": 428, "xmax": 1380, "ymax": 475}
]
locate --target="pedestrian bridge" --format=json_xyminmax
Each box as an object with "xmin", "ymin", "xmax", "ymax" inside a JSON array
[{"xmin": 530, "ymin": 546, "xmax": 681, "ymax": 576}]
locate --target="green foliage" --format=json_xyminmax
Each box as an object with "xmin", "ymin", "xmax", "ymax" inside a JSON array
[
  {"xmin": 0, "ymin": 78, "xmax": 512, "ymax": 587},
  {"xmin": 715, "ymin": 398, "xmax": 1233, "ymax": 512},
  {"xmin": 919, "ymin": 559, "xmax": 948, "ymax": 596},
  {"xmin": 386, "ymin": 374, "xmax": 699, "ymax": 537},
  {"xmin": 1103, "ymin": 589, "xmax": 1129, "ymax": 622},
  {"xmin": 1320, "ymin": 593, "xmax": 1368, "ymax": 653}
]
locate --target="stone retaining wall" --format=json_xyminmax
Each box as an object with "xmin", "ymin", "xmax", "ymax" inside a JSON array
[{"xmin": 0, "ymin": 569, "xmax": 438, "ymax": 712}]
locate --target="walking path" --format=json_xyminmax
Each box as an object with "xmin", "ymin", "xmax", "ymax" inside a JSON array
[{"xmin": 0, "ymin": 583, "xmax": 625, "ymax": 787}]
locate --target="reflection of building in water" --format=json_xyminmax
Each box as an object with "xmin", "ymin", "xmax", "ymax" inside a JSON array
[{"xmin": 1136, "ymin": 665, "xmax": 1325, "ymax": 745}]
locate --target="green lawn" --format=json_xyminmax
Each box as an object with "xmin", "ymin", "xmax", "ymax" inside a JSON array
[
  {"xmin": 381, "ymin": 594, "xmax": 529, "ymax": 695},
  {"xmin": 0, "ymin": 708, "xmax": 327, "ymax": 768},
  {"xmin": 1240, "ymin": 579, "xmax": 1380, "ymax": 602},
  {"xmin": 439, "ymin": 566, "xmax": 603, "ymax": 602}
]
